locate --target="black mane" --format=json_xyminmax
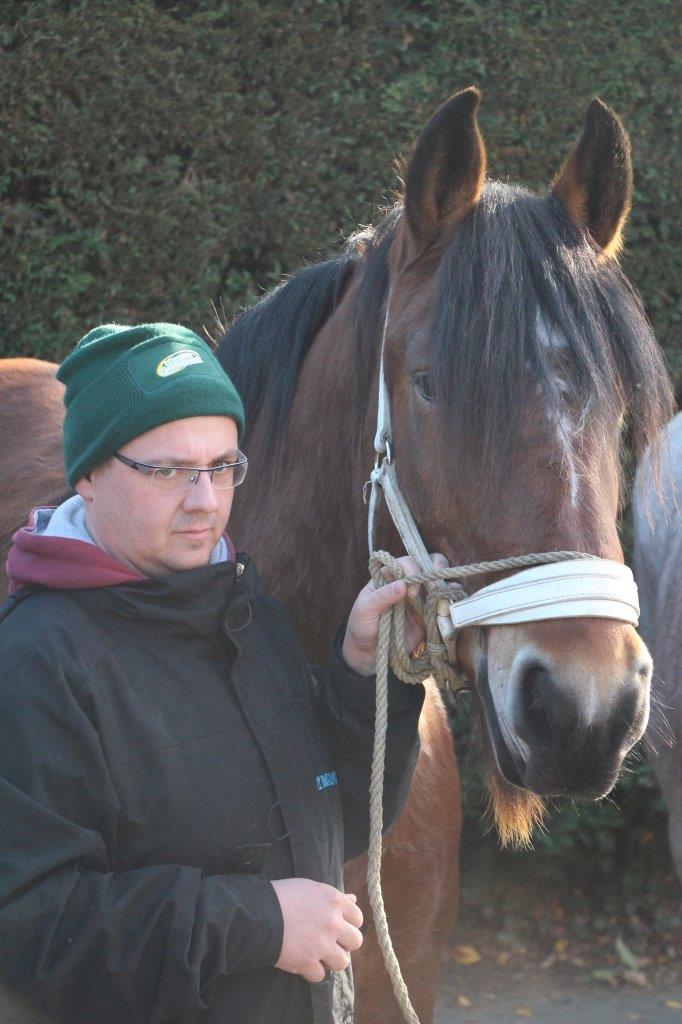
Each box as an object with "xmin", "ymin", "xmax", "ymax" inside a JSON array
[
  {"xmin": 217, "ymin": 182, "xmax": 671, "ymax": 466},
  {"xmin": 216, "ymin": 208, "xmax": 398, "ymax": 455}
]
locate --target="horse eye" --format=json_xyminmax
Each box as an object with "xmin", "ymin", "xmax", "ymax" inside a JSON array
[{"xmin": 413, "ymin": 373, "xmax": 436, "ymax": 402}]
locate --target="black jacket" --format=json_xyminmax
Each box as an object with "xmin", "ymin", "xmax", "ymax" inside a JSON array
[{"xmin": 0, "ymin": 556, "xmax": 423, "ymax": 1024}]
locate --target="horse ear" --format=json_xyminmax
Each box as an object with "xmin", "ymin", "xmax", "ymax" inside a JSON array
[
  {"xmin": 402, "ymin": 86, "xmax": 487, "ymax": 254},
  {"xmin": 552, "ymin": 98, "xmax": 633, "ymax": 257}
]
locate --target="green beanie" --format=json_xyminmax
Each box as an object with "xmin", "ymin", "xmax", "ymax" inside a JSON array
[{"xmin": 57, "ymin": 323, "xmax": 245, "ymax": 486}]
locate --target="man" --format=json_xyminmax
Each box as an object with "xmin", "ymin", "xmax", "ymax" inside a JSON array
[{"xmin": 0, "ymin": 323, "xmax": 435, "ymax": 1024}]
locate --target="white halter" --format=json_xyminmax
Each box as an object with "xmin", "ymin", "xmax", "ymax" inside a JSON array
[{"xmin": 364, "ymin": 301, "xmax": 639, "ymax": 643}]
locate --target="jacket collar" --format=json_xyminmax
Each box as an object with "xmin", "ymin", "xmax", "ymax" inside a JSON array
[{"xmin": 70, "ymin": 555, "xmax": 260, "ymax": 644}]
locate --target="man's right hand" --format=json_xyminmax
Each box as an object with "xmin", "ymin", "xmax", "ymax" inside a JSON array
[{"xmin": 271, "ymin": 877, "xmax": 364, "ymax": 983}]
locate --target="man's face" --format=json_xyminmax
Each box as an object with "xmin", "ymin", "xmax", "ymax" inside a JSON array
[{"xmin": 76, "ymin": 415, "xmax": 240, "ymax": 578}]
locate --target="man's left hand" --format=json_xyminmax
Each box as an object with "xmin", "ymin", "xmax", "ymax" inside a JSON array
[{"xmin": 341, "ymin": 553, "xmax": 448, "ymax": 676}]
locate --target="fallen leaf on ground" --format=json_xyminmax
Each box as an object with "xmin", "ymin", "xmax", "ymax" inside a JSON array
[
  {"xmin": 515, "ymin": 1009, "xmax": 533, "ymax": 1018},
  {"xmin": 457, "ymin": 994, "xmax": 471, "ymax": 1007},
  {"xmin": 592, "ymin": 968, "xmax": 619, "ymax": 987},
  {"xmin": 450, "ymin": 944, "xmax": 482, "ymax": 965},
  {"xmin": 623, "ymin": 969, "xmax": 648, "ymax": 988},
  {"xmin": 615, "ymin": 936, "xmax": 641, "ymax": 972},
  {"xmin": 665, "ymin": 999, "xmax": 682, "ymax": 1009}
]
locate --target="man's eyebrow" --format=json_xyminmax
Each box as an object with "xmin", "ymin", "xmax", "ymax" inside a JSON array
[{"xmin": 142, "ymin": 450, "xmax": 240, "ymax": 467}]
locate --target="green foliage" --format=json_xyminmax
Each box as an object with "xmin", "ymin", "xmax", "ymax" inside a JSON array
[{"xmin": 1, "ymin": 0, "xmax": 680, "ymax": 388}]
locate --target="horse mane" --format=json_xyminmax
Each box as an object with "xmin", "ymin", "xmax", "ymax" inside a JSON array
[
  {"xmin": 216, "ymin": 256, "xmax": 355, "ymax": 453},
  {"xmin": 216, "ymin": 207, "xmax": 400, "ymax": 456}
]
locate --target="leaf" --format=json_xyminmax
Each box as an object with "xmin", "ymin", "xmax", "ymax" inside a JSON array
[
  {"xmin": 457, "ymin": 994, "xmax": 472, "ymax": 1007},
  {"xmin": 615, "ymin": 936, "xmax": 640, "ymax": 972},
  {"xmin": 623, "ymin": 969, "xmax": 648, "ymax": 988},
  {"xmin": 592, "ymin": 968, "xmax": 618, "ymax": 987},
  {"xmin": 450, "ymin": 944, "xmax": 482, "ymax": 965},
  {"xmin": 666, "ymin": 1000, "xmax": 682, "ymax": 1009},
  {"xmin": 554, "ymin": 938, "xmax": 569, "ymax": 954},
  {"xmin": 515, "ymin": 1009, "xmax": 534, "ymax": 1018}
]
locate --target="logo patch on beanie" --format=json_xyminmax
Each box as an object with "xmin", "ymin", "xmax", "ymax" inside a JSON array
[{"xmin": 156, "ymin": 349, "xmax": 204, "ymax": 377}]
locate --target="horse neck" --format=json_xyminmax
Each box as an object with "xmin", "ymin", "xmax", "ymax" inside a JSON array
[{"xmin": 230, "ymin": 301, "xmax": 381, "ymax": 662}]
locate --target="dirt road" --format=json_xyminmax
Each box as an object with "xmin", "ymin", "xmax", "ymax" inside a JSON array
[
  {"xmin": 435, "ymin": 959, "xmax": 682, "ymax": 1023},
  {"xmin": 431, "ymin": 840, "xmax": 681, "ymax": 1024}
]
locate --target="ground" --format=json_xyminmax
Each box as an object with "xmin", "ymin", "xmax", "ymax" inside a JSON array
[{"xmin": 433, "ymin": 831, "xmax": 682, "ymax": 1024}]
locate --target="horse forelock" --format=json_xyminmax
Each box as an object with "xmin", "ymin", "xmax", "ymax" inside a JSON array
[{"xmin": 428, "ymin": 181, "xmax": 673, "ymax": 481}]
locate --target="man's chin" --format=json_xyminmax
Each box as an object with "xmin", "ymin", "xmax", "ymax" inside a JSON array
[{"xmin": 167, "ymin": 533, "xmax": 220, "ymax": 571}]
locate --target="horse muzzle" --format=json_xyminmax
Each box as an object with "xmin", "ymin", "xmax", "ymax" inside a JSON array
[{"xmin": 477, "ymin": 626, "xmax": 653, "ymax": 799}]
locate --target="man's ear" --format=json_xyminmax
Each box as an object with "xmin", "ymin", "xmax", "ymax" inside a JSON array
[
  {"xmin": 75, "ymin": 473, "xmax": 94, "ymax": 502},
  {"xmin": 552, "ymin": 98, "xmax": 633, "ymax": 257}
]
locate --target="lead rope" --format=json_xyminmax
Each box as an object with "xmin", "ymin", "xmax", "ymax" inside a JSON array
[{"xmin": 366, "ymin": 548, "xmax": 592, "ymax": 1024}]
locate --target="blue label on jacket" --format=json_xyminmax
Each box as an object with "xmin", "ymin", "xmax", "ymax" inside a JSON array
[{"xmin": 315, "ymin": 770, "xmax": 338, "ymax": 791}]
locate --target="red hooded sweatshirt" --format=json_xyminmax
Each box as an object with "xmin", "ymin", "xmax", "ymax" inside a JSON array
[{"xmin": 6, "ymin": 501, "xmax": 235, "ymax": 595}]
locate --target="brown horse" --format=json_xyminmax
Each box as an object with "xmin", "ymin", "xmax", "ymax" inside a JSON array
[{"xmin": 0, "ymin": 89, "xmax": 674, "ymax": 1022}]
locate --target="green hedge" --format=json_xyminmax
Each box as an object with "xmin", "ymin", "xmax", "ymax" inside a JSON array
[{"xmin": 1, "ymin": 0, "xmax": 680, "ymax": 387}]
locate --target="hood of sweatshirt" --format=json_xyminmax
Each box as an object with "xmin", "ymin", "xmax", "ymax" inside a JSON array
[{"xmin": 6, "ymin": 495, "xmax": 235, "ymax": 595}]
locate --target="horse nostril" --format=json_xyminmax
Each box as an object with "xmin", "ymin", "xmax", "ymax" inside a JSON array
[
  {"xmin": 517, "ymin": 664, "xmax": 554, "ymax": 749},
  {"xmin": 608, "ymin": 687, "xmax": 643, "ymax": 750}
]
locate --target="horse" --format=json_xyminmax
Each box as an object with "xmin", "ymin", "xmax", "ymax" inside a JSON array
[
  {"xmin": 633, "ymin": 412, "xmax": 682, "ymax": 882},
  {"xmin": 0, "ymin": 88, "xmax": 674, "ymax": 1022}
]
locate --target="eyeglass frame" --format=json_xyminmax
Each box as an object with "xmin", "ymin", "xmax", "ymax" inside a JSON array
[{"xmin": 112, "ymin": 451, "xmax": 248, "ymax": 489}]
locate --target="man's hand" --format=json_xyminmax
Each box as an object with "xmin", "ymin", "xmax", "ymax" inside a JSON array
[
  {"xmin": 271, "ymin": 878, "xmax": 363, "ymax": 983},
  {"xmin": 341, "ymin": 553, "xmax": 448, "ymax": 676}
]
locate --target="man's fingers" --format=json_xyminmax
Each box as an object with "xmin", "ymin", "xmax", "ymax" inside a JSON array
[
  {"xmin": 373, "ymin": 553, "xmax": 450, "ymax": 611},
  {"xmin": 337, "ymin": 922, "xmax": 364, "ymax": 952},
  {"xmin": 303, "ymin": 962, "xmax": 327, "ymax": 984},
  {"xmin": 322, "ymin": 945, "xmax": 353, "ymax": 972},
  {"xmin": 363, "ymin": 579, "xmax": 407, "ymax": 617},
  {"xmin": 341, "ymin": 897, "xmax": 363, "ymax": 928}
]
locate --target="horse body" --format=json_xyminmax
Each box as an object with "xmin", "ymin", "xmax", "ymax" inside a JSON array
[
  {"xmin": 0, "ymin": 360, "xmax": 64, "ymax": 578},
  {"xmin": 0, "ymin": 90, "xmax": 675, "ymax": 1023},
  {"xmin": 633, "ymin": 412, "xmax": 682, "ymax": 880}
]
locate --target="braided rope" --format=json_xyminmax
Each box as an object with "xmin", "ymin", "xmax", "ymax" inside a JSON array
[{"xmin": 365, "ymin": 548, "xmax": 593, "ymax": 1024}]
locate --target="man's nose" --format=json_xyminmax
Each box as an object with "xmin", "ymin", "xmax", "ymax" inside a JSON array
[{"xmin": 182, "ymin": 471, "xmax": 220, "ymax": 512}]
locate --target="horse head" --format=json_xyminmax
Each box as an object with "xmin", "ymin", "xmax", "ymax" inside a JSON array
[{"xmin": 371, "ymin": 88, "xmax": 673, "ymax": 843}]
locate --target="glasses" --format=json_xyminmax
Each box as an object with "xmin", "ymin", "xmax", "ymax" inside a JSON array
[{"xmin": 113, "ymin": 451, "xmax": 248, "ymax": 491}]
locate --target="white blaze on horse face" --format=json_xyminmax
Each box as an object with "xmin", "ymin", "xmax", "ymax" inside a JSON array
[{"xmin": 535, "ymin": 310, "xmax": 581, "ymax": 510}]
